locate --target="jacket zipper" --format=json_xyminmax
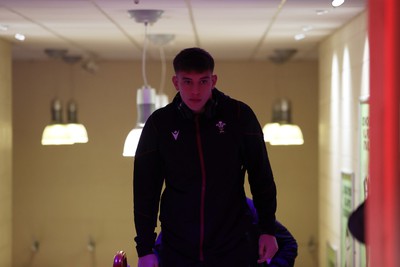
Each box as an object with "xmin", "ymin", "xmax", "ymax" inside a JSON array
[{"xmin": 195, "ymin": 116, "xmax": 206, "ymax": 261}]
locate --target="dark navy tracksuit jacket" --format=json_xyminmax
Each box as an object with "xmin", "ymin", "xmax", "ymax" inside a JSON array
[{"xmin": 134, "ymin": 89, "xmax": 277, "ymax": 263}]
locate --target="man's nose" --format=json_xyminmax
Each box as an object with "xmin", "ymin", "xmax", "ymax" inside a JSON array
[{"xmin": 192, "ymin": 84, "xmax": 200, "ymax": 95}]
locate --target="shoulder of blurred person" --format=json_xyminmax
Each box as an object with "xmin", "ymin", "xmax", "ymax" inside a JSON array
[{"xmin": 348, "ymin": 200, "xmax": 366, "ymax": 243}]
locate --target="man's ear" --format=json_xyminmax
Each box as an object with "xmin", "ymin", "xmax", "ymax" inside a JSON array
[
  {"xmin": 172, "ymin": 76, "xmax": 179, "ymax": 91},
  {"xmin": 212, "ymin": 74, "xmax": 218, "ymax": 87}
]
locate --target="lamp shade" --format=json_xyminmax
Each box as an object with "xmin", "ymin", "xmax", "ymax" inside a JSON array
[
  {"xmin": 41, "ymin": 99, "xmax": 74, "ymax": 145},
  {"xmin": 263, "ymin": 123, "xmax": 280, "ymax": 143},
  {"xmin": 41, "ymin": 99, "xmax": 89, "ymax": 145},
  {"xmin": 66, "ymin": 100, "xmax": 88, "ymax": 143},
  {"xmin": 123, "ymin": 128, "xmax": 143, "ymax": 157},
  {"xmin": 123, "ymin": 86, "xmax": 156, "ymax": 157},
  {"xmin": 263, "ymin": 123, "xmax": 304, "ymax": 145},
  {"xmin": 65, "ymin": 123, "xmax": 88, "ymax": 143},
  {"xmin": 156, "ymin": 93, "xmax": 169, "ymax": 109},
  {"xmin": 263, "ymin": 98, "xmax": 304, "ymax": 145},
  {"xmin": 41, "ymin": 124, "xmax": 74, "ymax": 145}
]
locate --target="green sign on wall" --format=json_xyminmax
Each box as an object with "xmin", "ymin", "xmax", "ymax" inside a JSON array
[
  {"xmin": 359, "ymin": 98, "xmax": 369, "ymax": 266},
  {"xmin": 341, "ymin": 172, "xmax": 354, "ymax": 267}
]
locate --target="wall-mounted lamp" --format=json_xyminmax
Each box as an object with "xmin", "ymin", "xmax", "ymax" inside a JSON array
[{"xmin": 263, "ymin": 98, "xmax": 304, "ymax": 145}]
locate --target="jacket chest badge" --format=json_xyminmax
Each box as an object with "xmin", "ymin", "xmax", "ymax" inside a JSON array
[
  {"xmin": 216, "ymin": 121, "xmax": 226, "ymax": 134},
  {"xmin": 171, "ymin": 130, "xmax": 180, "ymax": 140}
]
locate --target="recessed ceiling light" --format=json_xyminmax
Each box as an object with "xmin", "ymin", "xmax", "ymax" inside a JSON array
[
  {"xmin": 294, "ymin": 33, "xmax": 306, "ymax": 41},
  {"xmin": 316, "ymin": 10, "xmax": 328, "ymax": 15},
  {"xmin": 0, "ymin": 24, "xmax": 9, "ymax": 31},
  {"xmin": 302, "ymin": 25, "xmax": 313, "ymax": 32},
  {"xmin": 14, "ymin": 33, "xmax": 25, "ymax": 41},
  {"xmin": 332, "ymin": 0, "xmax": 345, "ymax": 7}
]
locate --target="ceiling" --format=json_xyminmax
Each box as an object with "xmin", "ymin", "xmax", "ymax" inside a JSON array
[{"xmin": 0, "ymin": 0, "xmax": 366, "ymax": 62}]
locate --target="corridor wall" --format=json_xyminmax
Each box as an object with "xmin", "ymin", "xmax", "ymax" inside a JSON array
[{"xmin": 318, "ymin": 11, "xmax": 368, "ymax": 267}]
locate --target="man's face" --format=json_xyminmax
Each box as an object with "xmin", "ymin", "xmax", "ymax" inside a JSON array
[{"xmin": 172, "ymin": 70, "xmax": 217, "ymax": 114}]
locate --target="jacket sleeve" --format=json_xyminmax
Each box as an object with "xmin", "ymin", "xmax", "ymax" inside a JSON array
[
  {"xmin": 239, "ymin": 102, "xmax": 277, "ymax": 235},
  {"xmin": 133, "ymin": 115, "xmax": 164, "ymax": 257},
  {"xmin": 269, "ymin": 221, "xmax": 298, "ymax": 267}
]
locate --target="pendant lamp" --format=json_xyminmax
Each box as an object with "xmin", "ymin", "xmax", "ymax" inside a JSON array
[
  {"xmin": 148, "ymin": 33, "xmax": 175, "ymax": 110},
  {"xmin": 41, "ymin": 49, "xmax": 72, "ymax": 145},
  {"xmin": 64, "ymin": 55, "xmax": 89, "ymax": 144},
  {"xmin": 263, "ymin": 49, "xmax": 303, "ymax": 146},
  {"xmin": 263, "ymin": 98, "xmax": 304, "ymax": 145},
  {"xmin": 41, "ymin": 49, "xmax": 89, "ymax": 145},
  {"xmin": 123, "ymin": 86, "xmax": 156, "ymax": 156},
  {"xmin": 123, "ymin": 9, "xmax": 163, "ymax": 157},
  {"xmin": 66, "ymin": 100, "xmax": 88, "ymax": 143},
  {"xmin": 41, "ymin": 99, "xmax": 74, "ymax": 145}
]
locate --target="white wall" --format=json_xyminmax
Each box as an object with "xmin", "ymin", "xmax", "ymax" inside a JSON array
[{"xmin": 318, "ymin": 11, "xmax": 368, "ymax": 267}]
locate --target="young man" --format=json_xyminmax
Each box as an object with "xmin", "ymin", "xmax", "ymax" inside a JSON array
[{"xmin": 133, "ymin": 47, "xmax": 278, "ymax": 267}]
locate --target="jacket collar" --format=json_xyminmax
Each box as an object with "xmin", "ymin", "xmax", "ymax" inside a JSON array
[{"xmin": 173, "ymin": 88, "xmax": 223, "ymax": 119}]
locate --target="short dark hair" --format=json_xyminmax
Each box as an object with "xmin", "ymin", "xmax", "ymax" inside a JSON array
[{"xmin": 173, "ymin": 47, "xmax": 214, "ymax": 73}]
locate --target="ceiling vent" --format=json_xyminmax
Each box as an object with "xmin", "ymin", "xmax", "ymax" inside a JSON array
[{"xmin": 268, "ymin": 49, "xmax": 297, "ymax": 64}]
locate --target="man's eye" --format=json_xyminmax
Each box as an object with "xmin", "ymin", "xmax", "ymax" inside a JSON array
[
  {"xmin": 183, "ymin": 80, "xmax": 192, "ymax": 85},
  {"xmin": 200, "ymin": 80, "xmax": 209, "ymax": 85}
]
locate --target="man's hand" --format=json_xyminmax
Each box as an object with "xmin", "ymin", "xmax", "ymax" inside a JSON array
[
  {"xmin": 138, "ymin": 254, "xmax": 159, "ymax": 267},
  {"xmin": 257, "ymin": 234, "xmax": 278, "ymax": 264}
]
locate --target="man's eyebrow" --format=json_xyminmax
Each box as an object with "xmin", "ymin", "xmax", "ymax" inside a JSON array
[{"xmin": 180, "ymin": 75, "xmax": 210, "ymax": 80}]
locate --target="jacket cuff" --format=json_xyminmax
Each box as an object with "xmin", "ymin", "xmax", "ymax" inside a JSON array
[{"xmin": 135, "ymin": 232, "xmax": 157, "ymax": 257}]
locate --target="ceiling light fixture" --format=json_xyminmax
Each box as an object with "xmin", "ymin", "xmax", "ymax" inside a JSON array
[
  {"xmin": 148, "ymin": 33, "xmax": 175, "ymax": 109},
  {"xmin": 41, "ymin": 99, "xmax": 74, "ymax": 145},
  {"xmin": 302, "ymin": 25, "xmax": 313, "ymax": 32},
  {"xmin": 66, "ymin": 100, "xmax": 89, "ymax": 144},
  {"xmin": 263, "ymin": 98, "xmax": 304, "ymax": 145},
  {"xmin": 123, "ymin": 9, "xmax": 164, "ymax": 157},
  {"xmin": 268, "ymin": 49, "xmax": 297, "ymax": 64},
  {"xmin": 128, "ymin": 9, "xmax": 163, "ymax": 24},
  {"xmin": 42, "ymin": 49, "xmax": 72, "ymax": 145},
  {"xmin": 332, "ymin": 0, "xmax": 345, "ymax": 7},
  {"xmin": 44, "ymin": 48, "xmax": 68, "ymax": 59},
  {"xmin": 294, "ymin": 33, "xmax": 306, "ymax": 41},
  {"xmin": 14, "ymin": 33, "xmax": 25, "ymax": 41},
  {"xmin": 63, "ymin": 55, "xmax": 89, "ymax": 144},
  {"xmin": 316, "ymin": 10, "xmax": 328, "ymax": 15},
  {"xmin": 0, "ymin": 24, "xmax": 9, "ymax": 31},
  {"xmin": 263, "ymin": 50, "xmax": 304, "ymax": 145},
  {"xmin": 41, "ymin": 49, "xmax": 89, "ymax": 145}
]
